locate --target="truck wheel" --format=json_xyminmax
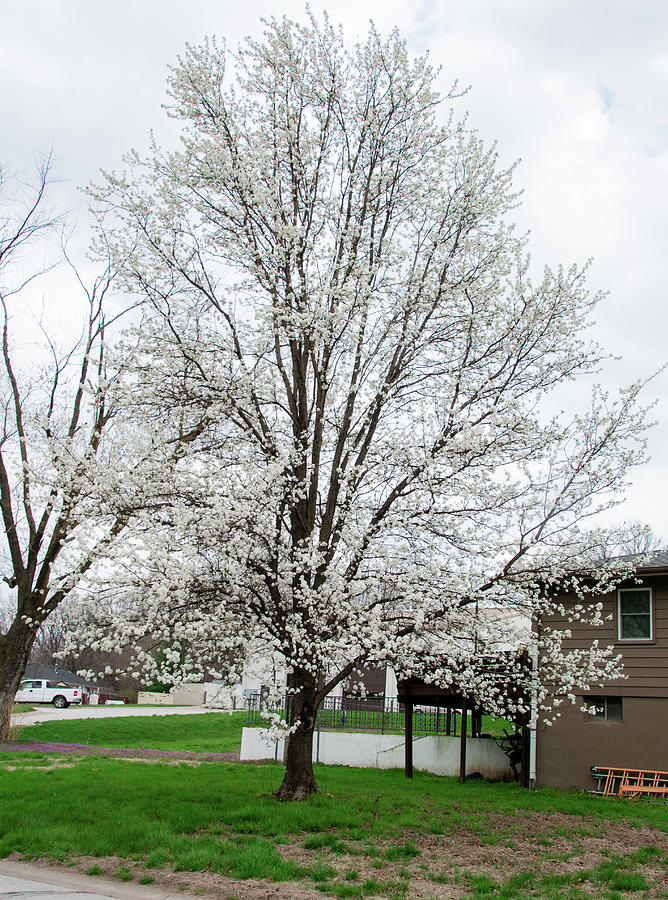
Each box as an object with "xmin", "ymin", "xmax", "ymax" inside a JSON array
[{"xmin": 52, "ymin": 695, "xmax": 69, "ymax": 709}]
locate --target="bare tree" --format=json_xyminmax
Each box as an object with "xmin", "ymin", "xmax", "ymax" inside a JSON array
[
  {"xmin": 0, "ymin": 160, "xmax": 128, "ymax": 740},
  {"xmin": 590, "ymin": 521, "xmax": 665, "ymax": 560}
]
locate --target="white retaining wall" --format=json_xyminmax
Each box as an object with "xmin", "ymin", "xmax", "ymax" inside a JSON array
[
  {"xmin": 240, "ymin": 727, "xmax": 511, "ymax": 779},
  {"xmin": 139, "ymin": 683, "xmax": 224, "ymax": 706},
  {"xmin": 137, "ymin": 691, "xmax": 173, "ymax": 705},
  {"xmin": 171, "ymin": 683, "xmax": 206, "ymax": 706}
]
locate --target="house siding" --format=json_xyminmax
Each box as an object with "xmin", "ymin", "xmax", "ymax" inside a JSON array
[
  {"xmin": 536, "ymin": 696, "xmax": 668, "ymax": 790},
  {"xmin": 345, "ymin": 665, "xmax": 387, "ymax": 697},
  {"xmin": 540, "ymin": 575, "xmax": 668, "ymax": 697},
  {"xmin": 536, "ymin": 572, "xmax": 668, "ymax": 789}
]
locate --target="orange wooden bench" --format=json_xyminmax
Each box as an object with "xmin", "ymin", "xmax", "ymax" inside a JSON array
[{"xmin": 591, "ymin": 766, "xmax": 668, "ymax": 799}]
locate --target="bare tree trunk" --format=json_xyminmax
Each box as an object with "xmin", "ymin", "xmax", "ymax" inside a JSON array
[
  {"xmin": 0, "ymin": 621, "xmax": 35, "ymax": 742},
  {"xmin": 276, "ymin": 686, "xmax": 320, "ymax": 801}
]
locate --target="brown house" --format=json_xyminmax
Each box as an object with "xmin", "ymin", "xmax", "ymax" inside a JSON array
[{"xmin": 536, "ymin": 552, "xmax": 668, "ymax": 790}]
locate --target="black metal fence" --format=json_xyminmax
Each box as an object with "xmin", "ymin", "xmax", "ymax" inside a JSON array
[{"xmin": 246, "ymin": 693, "xmax": 514, "ymax": 740}]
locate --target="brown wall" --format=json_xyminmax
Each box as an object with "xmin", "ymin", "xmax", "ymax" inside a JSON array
[
  {"xmin": 537, "ymin": 572, "xmax": 668, "ymax": 789},
  {"xmin": 536, "ymin": 696, "xmax": 668, "ymax": 790},
  {"xmin": 541, "ymin": 574, "xmax": 668, "ymax": 697},
  {"xmin": 345, "ymin": 665, "xmax": 386, "ymax": 696}
]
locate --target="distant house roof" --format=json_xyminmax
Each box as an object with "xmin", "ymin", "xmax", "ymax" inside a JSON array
[
  {"xmin": 24, "ymin": 662, "xmax": 99, "ymax": 689},
  {"xmin": 607, "ymin": 549, "xmax": 668, "ymax": 573}
]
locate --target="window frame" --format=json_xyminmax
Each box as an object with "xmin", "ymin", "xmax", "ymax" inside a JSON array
[
  {"xmin": 584, "ymin": 695, "xmax": 623, "ymax": 722},
  {"xmin": 617, "ymin": 586, "xmax": 653, "ymax": 642}
]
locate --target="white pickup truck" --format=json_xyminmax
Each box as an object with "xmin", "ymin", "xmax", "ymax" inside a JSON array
[{"xmin": 15, "ymin": 678, "xmax": 83, "ymax": 708}]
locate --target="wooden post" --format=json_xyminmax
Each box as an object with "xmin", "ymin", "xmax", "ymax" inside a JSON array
[
  {"xmin": 446, "ymin": 706, "xmax": 452, "ymax": 735},
  {"xmin": 405, "ymin": 698, "xmax": 414, "ymax": 779},
  {"xmin": 459, "ymin": 699, "xmax": 467, "ymax": 784}
]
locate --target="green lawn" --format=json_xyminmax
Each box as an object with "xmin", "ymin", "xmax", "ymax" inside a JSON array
[
  {"xmin": 14, "ymin": 711, "xmax": 247, "ymax": 754},
  {"xmin": 0, "ymin": 755, "xmax": 667, "ymax": 899},
  {"xmin": 3, "ymin": 713, "xmax": 668, "ymax": 898},
  {"xmin": 16, "ymin": 709, "xmax": 510, "ymax": 756},
  {"xmin": 17, "ymin": 704, "xmax": 512, "ymax": 757}
]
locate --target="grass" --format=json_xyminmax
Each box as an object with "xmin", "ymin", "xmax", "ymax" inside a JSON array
[
  {"xmin": 11, "ymin": 704, "xmax": 33, "ymax": 713},
  {"xmin": 461, "ymin": 848, "xmax": 663, "ymax": 898},
  {"xmin": 0, "ymin": 755, "xmax": 667, "ymax": 897},
  {"xmin": 14, "ymin": 711, "xmax": 247, "ymax": 754},
  {"xmin": 18, "ymin": 707, "xmax": 513, "ymax": 759},
  {"xmin": 2, "ymin": 713, "xmax": 668, "ymax": 897}
]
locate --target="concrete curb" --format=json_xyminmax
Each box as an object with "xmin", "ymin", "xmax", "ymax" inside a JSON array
[{"xmin": 0, "ymin": 859, "xmax": 204, "ymax": 899}]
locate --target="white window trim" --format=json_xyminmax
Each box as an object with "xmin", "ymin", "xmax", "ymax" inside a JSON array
[{"xmin": 617, "ymin": 586, "xmax": 653, "ymax": 641}]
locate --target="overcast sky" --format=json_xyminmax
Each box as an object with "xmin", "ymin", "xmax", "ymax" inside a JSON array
[{"xmin": 2, "ymin": 0, "xmax": 667, "ymax": 538}]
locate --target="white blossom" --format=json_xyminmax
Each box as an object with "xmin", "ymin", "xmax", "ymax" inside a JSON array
[{"xmin": 72, "ymin": 15, "xmax": 653, "ymax": 797}]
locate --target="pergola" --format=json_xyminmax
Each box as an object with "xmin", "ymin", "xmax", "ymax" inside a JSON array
[{"xmin": 397, "ymin": 656, "xmax": 531, "ymax": 787}]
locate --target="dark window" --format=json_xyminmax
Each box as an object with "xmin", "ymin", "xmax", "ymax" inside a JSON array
[
  {"xmin": 618, "ymin": 588, "xmax": 652, "ymax": 640},
  {"xmin": 587, "ymin": 696, "xmax": 623, "ymax": 721}
]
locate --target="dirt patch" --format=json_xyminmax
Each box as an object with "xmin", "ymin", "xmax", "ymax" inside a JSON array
[
  {"xmin": 109, "ymin": 757, "xmax": 206, "ymax": 766},
  {"xmin": 280, "ymin": 810, "xmax": 668, "ymax": 899},
  {"xmin": 1, "ymin": 740, "xmax": 239, "ymax": 762},
  {"xmin": 405, "ymin": 812, "xmax": 668, "ymax": 897},
  {"xmin": 0, "ymin": 759, "xmax": 80, "ymax": 771},
  {"xmin": 7, "ymin": 810, "xmax": 668, "ymax": 899},
  {"xmin": 0, "ymin": 754, "xmax": 205, "ymax": 768}
]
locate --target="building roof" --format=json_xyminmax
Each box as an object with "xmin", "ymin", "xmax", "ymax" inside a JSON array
[
  {"xmin": 24, "ymin": 662, "xmax": 99, "ymax": 689},
  {"xmin": 608, "ymin": 549, "xmax": 668, "ymax": 572}
]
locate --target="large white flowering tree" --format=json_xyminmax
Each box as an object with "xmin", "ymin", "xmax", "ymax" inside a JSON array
[
  {"xmin": 88, "ymin": 16, "xmax": 649, "ymax": 799},
  {"xmin": 0, "ymin": 161, "xmax": 130, "ymax": 741}
]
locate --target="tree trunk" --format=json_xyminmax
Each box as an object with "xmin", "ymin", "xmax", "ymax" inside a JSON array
[
  {"xmin": 275, "ymin": 686, "xmax": 320, "ymax": 801},
  {"xmin": 0, "ymin": 622, "xmax": 36, "ymax": 742}
]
